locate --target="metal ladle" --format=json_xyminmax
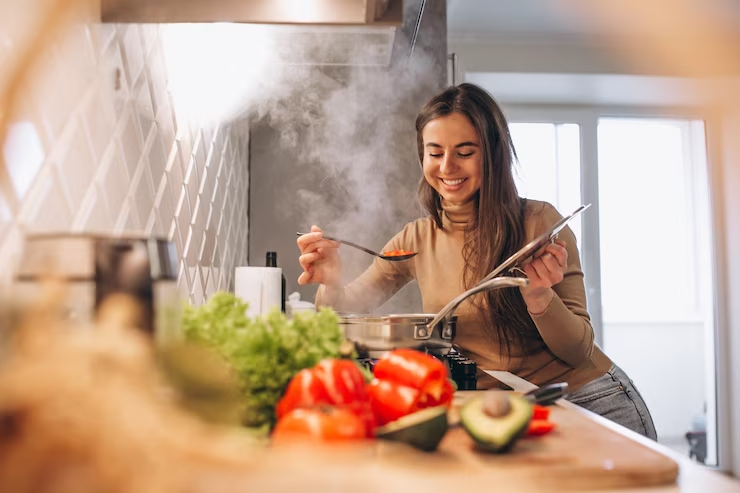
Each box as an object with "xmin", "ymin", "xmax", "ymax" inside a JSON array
[{"xmin": 296, "ymin": 232, "xmax": 418, "ymax": 262}]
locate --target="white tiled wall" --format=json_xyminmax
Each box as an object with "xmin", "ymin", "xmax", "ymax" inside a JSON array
[{"xmin": 0, "ymin": 6, "xmax": 250, "ymax": 304}]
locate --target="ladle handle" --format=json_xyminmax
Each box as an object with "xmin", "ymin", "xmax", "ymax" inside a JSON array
[
  {"xmin": 296, "ymin": 232, "xmax": 382, "ymax": 258},
  {"xmin": 421, "ymin": 277, "xmax": 530, "ymax": 338}
]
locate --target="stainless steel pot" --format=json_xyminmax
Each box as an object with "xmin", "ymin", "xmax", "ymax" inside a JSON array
[
  {"xmin": 338, "ymin": 276, "xmax": 529, "ymax": 358},
  {"xmin": 339, "ymin": 313, "xmax": 457, "ymax": 358}
]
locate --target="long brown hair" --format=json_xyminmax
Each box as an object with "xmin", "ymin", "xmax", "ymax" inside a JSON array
[{"xmin": 415, "ymin": 83, "xmax": 537, "ymax": 359}]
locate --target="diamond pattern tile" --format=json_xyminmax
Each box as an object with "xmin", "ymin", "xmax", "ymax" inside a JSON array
[
  {"xmin": 99, "ymin": 145, "xmax": 131, "ymax": 216},
  {"xmin": 193, "ymin": 128, "xmax": 208, "ymax": 168},
  {"xmin": 1, "ymin": 19, "xmax": 250, "ymax": 305},
  {"xmin": 119, "ymin": 25, "xmax": 145, "ymax": 87},
  {"xmin": 132, "ymin": 162, "xmax": 155, "ymax": 227},
  {"xmin": 183, "ymin": 156, "xmax": 200, "ymax": 214},
  {"xmin": 148, "ymin": 131, "xmax": 167, "ymax": 185},
  {"xmin": 118, "ymin": 109, "xmax": 144, "ymax": 178},
  {"xmin": 134, "ymin": 71, "xmax": 155, "ymax": 141},
  {"xmin": 81, "ymin": 83, "xmax": 117, "ymax": 163},
  {"xmin": 146, "ymin": 40, "xmax": 167, "ymax": 115},
  {"xmin": 176, "ymin": 125, "xmax": 193, "ymax": 167},
  {"xmin": 56, "ymin": 117, "xmax": 96, "ymax": 212},
  {"xmin": 153, "ymin": 174, "xmax": 174, "ymax": 229},
  {"xmin": 119, "ymin": 200, "xmax": 139, "ymax": 233},
  {"xmin": 76, "ymin": 186, "xmax": 113, "ymax": 232},
  {"xmin": 26, "ymin": 167, "xmax": 74, "ymax": 231},
  {"xmin": 157, "ymin": 102, "xmax": 177, "ymax": 156}
]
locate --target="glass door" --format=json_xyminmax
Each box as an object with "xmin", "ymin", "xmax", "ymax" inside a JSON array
[{"xmin": 509, "ymin": 115, "xmax": 717, "ymax": 465}]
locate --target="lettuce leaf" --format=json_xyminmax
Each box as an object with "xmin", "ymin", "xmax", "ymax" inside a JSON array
[{"xmin": 181, "ymin": 291, "xmax": 345, "ymax": 428}]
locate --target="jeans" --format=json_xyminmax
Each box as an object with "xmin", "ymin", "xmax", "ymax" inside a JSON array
[{"xmin": 566, "ymin": 364, "xmax": 658, "ymax": 440}]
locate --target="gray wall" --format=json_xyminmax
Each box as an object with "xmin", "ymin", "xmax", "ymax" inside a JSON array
[{"xmin": 248, "ymin": 0, "xmax": 448, "ymax": 313}]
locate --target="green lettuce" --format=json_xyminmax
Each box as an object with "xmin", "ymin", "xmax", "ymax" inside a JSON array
[{"xmin": 181, "ymin": 291, "xmax": 345, "ymax": 428}]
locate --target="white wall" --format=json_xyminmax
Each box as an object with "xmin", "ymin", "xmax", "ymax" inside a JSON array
[{"xmin": 0, "ymin": 3, "xmax": 251, "ymax": 304}]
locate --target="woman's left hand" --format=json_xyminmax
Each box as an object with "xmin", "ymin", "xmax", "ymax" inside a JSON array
[{"xmin": 520, "ymin": 239, "xmax": 568, "ymax": 315}]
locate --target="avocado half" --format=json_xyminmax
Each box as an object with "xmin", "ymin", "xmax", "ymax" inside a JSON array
[
  {"xmin": 460, "ymin": 393, "xmax": 533, "ymax": 453},
  {"xmin": 376, "ymin": 406, "xmax": 449, "ymax": 452}
]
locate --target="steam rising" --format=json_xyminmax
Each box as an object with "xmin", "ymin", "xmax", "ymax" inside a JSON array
[{"xmin": 161, "ymin": 18, "xmax": 443, "ymax": 288}]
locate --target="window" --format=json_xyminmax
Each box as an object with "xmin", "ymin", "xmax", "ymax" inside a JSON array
[
  {"xmin": 509, "ymin": 113, "xmax": 716, "ymax": 465},
  {"xmin": 509, "ymin": 122, "xmax": 584, "ymax": 246},
  {"xmin": 597, "ymin": 117, "xmax": 715, "ymax": 464},
  {"xmin": 597, "ymin": 118, "xmax": 707, "ymax": 323}
]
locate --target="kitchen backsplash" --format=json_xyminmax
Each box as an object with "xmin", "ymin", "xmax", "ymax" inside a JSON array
[{"xmin": 0, "ymin": 15, "xmax": 250, "ymax": 305}]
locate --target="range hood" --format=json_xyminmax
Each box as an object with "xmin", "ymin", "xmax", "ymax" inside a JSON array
[
  {"xmin": 101, "ymin": 0, "xmax": 402, "ymax": 25},
  {"xmin": 101, "ymin": 0, "xmax": 409, "ymax": 67}
]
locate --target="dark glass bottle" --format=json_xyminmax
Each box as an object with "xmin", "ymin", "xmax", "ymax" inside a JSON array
[{"xmin": 265, "ymin": 251, "xmax": 286, "ymax": 313}]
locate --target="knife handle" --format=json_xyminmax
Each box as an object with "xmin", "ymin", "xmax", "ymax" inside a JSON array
[{"xmin": 524, "ymin": 382, "xmax": 569, "ymax": 406}]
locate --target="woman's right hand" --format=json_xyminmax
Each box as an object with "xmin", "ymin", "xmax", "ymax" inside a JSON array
[{"xmin": 296, "ymin": 225, "xmax": 342, "ymax": 287}]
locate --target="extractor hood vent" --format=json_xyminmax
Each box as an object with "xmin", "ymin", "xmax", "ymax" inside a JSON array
[
  {"xmin": 269, "ymin": 26, "xmax": 396, "ymax": 66},
  {"xmin": 101, "ymin": 0, "xmax": 402, "ymax": 26}
]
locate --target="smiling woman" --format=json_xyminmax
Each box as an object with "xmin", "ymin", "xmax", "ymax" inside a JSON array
[{"xmin": 297, "ymin": 82, "xmax": 657, "ymax": 441}]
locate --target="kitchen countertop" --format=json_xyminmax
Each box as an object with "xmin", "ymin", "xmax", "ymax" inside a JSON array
[
  {"xmin": 195, "ymin": 370, "xmax": 740, "ymax": 493},
  {"xmin": 486, "ymin": 370, "xmax": 740, "ymax": 493}
]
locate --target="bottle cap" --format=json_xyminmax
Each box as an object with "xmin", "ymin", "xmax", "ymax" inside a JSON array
[{"xmin": 265, "ymin": 251, "xmax": 277, "ymax": 267}]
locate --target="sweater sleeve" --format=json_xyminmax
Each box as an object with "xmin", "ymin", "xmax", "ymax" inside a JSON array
[
  {"xmin": 527, "ymin": 205, "xmax": 595, "ymax": 367},
  {"xmin": 315, "ymin": 225, "xmax": 416, "ymax": 313}
]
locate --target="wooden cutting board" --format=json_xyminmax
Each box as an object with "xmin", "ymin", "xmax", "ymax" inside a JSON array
[
  {"xmin": 186, "ymin": 392, "xmax": 679, "ymax": 492},
  {"xmin": 429, "ymin": 392, "xmax": 680, "ymax": 490}
]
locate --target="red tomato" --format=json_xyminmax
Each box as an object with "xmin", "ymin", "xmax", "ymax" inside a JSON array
[
  {"xmin": 276, "ymin": 368, "xmax": 331, "ymax": 419},
  {"xmin": 271, "ymin": 407, "xmax": 368, "ymax": 443},
  {"xmin": 526, "ymin": 419, "xmax": 557, "ymax": 436},
  {"xmin": 367, "ymin": 378, "xmax": 421, "ymax": 426}
]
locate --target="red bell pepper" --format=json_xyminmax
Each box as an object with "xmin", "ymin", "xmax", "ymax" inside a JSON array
[
  {"xmin": 526, "ymin": 419, "xmax": 556, "ymax": 436},
  {"xmin": 367, "ymin": 378, "xmax": 422, "ymax": 426},
  {"xmin": 532, "ymin": 404, "xmax": 550, "ymax": 421},
  {"xmin": 417, "ymin": 377, "xmax": 455, "ymax": 408},
  {"xmin": 368, "ymin": 349, "xmax": 453, "ymax": 426},
  {"xmin": 373, "ymin": 348, "xmax": 448, "ymax": 402},
  {"xmin": 276, "ymin": 368, "xmax": 331, "ymax": 420},
  {"xmin": 313, "ymin": 359, "xmax": 375, "ymax": 436},
  {"xmin": 312, "ymin": 359, "xmax": 370, "ymax": 406},
  {"xmin": 272, "ymin": 407, "xmax": 368, "ymax": 443},
  {"xmin": 276, "ymin": 358, "xmax": 375, "ymax": 437}
]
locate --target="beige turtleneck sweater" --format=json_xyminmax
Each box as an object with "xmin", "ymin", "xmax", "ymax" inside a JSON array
[{"xmin": 316, "ymin": 199, "xmax": 612, "ymax": 392}]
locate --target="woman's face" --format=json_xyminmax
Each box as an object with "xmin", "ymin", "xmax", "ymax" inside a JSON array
[{"xmin": 421, "ymin": 112, "xmax": 482, "ymax": 205}]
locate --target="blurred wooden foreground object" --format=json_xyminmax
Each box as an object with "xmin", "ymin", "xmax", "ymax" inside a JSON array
[{"xmin": 0, "ymin": 281, "xmax": 265, "ymax": 493}]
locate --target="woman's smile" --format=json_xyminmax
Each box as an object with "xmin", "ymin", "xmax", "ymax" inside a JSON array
[{"xmin": 441, "ymin": 177, "xmax": 468, "ymax": 190}]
